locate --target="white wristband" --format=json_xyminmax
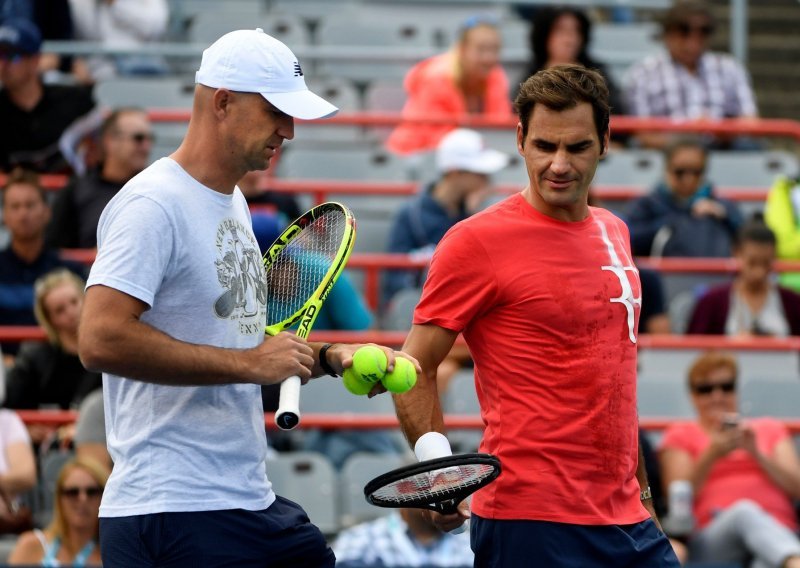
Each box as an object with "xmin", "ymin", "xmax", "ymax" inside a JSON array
[{"xmin": 414, "ymin": 432, "xmax": 453, "ymax": 462}]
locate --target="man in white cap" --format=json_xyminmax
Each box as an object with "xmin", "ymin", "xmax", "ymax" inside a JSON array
[
  {"xmin": 79, "ymin": 29, "xmax": 411, "ymax": 566},
  {"xmin": 383, "ymin": 128, "xmax": 510, "ymax": 306}
]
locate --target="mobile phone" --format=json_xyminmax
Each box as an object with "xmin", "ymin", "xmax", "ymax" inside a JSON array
[{"xmin": 722, "ymin": 415, "xmax": 740, "ymax": 430}]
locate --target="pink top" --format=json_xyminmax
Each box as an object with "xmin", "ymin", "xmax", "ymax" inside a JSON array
[
  {"xmin": 415, "ymin": 194, "xmax": 647, "ymax": 524},
  {"xmin": 0, "ymin": 409, "xmax": 30, "ymax": 475},
  {"xmin": 660, "ymin": 418, "xmax": 798, "ymax": 531},
  {"xmin": 386, "ymin": 51, "xmax": 512, "ymax": 155}
]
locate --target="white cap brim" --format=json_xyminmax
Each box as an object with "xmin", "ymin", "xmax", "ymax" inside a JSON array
[
  {"xmin": 262, "ymin": 90, "xmax": 338, "ymax": 120},
  {"xmin": 470, "ymin": 149, "xmax": 511, "ymax": 174},
  {"xmin": 439, "ymin": 148, "xmax": 510, "ymax": 175}
]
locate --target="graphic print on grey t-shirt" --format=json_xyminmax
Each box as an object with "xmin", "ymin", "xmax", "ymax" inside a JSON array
[{"xmin": 214, "ymin": 218, "xmax": 267, "ymax": 319}]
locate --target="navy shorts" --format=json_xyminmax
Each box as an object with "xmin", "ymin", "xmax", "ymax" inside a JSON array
[
  {"xmin": 471, "ymin": 515, "xmax": 681, "ymax": 568},
  {"xmin": 99, "ymin": 496, "xmax": 335, "ymax": 567}
]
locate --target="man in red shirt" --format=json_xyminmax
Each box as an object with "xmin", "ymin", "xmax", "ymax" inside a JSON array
[{"xmin": 392, "ymin": 65, "xmax": 680, "ymax": 566}]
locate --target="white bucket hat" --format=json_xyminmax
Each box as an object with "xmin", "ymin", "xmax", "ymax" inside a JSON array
[
  {"xmin": 436, "ymin": 129, "xmax": 510, "ymax": 175},
  {"xmin": 195, "ymin": 28, "xmax": 338, "ymax": 120}
]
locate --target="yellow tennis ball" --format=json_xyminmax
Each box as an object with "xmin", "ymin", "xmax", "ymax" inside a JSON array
[
  {"xmin": 342, "ymin": 368, "xmax": 373, "ymax": 396},
  {"xmin": 381, "ymin": 357, "xmax": 417, "ymax": 394},
  {"xmin": 352, "ymin": 346, "xmax": 388, "ymax": 384}
]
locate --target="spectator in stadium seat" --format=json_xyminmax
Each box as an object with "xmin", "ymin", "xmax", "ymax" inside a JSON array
[
  {"xmin": 639, "ymin": 266, "xmax": 672, "ymax": 334},
  {"xmin": 0, "ymin": 404, "xmax": 37, "ymax": 537},
  {"xmin": 625, "ymin": 137, "xmax": 743, "ymax": 257},
  {"xmin": 765, "ymin": 175, "xmax": 800, "ymax": 293},
  {"xmin": 6, "ymin": 269, "xmax": 101, "ymax": 411},
  {"xmin": 624, "ymin": 0, "xmax": 758, "ymax": 149},
  {"xmin": 659, "ymin": 351, "xmax": 800, "ymax": 568},
  {"xmin": 386, "ymin": 15, "xmax": 512, "ymax": 156},
  {"xmin": 47, "ymin": 107, "xmax": 153, "ymax": 249},
  {"xmin": 390, "ymin": 65, "xmax": 680, "ymax": 566},
  {"xmin": 687, "ymin": 221, "xmax": 800, "ymax": 336},
  {"xmin": 333, "ymin": 506, "xmax": 474, "ymax": 568},
  {"xmin": 383, "ymin": 128, "xmax": 510, "ymax": 306},
  {"xmin": 518, "ymin": 6, "xmax": 626, "ymax": 116},
  {"xmin": 0, "ymin": 18, "xmax": 95, "ymax": 173},
  {"xmin": 8, "ymin": 456, "xmax": 109, "ymax": 566},
  {"xmin": 0, "ymin": 170, "xmax": 84, "ymax": 360},
  {"xmin": 67, "ymin": 0, "xmax": 170, "ymax": 82}
]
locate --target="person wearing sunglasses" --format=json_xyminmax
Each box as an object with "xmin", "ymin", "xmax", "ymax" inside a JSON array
[
  {"xmin": 659, "ymin": 351, "xmax": 800, "ymax": 567},
  {"xmin": 624, "ymin": 0, "xmax": 757, "ymax": 149},
  {"xmin": 625, "ymin": 137, "xmax": 743, "ymax": 257},
  {"xmin": 8, "ymin": 457, "xmax": 109, "ymax": 567},
  {"xmin": 47, "ymin": 107, "xmax": 154, "ymax": 249}
]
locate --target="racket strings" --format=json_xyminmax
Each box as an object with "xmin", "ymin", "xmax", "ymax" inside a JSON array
[
  {"xmin": 265, "ymin": 210, "xmax": 346, "ymax": 326},
  {"xmin": 372, "ymin": 463, "xmax": 495, "ymax": 505}
]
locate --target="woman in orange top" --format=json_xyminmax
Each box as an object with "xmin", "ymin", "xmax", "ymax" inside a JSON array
[{"xmin": 386, "ymin": 16, "xmax": 512, "ymax": 155}]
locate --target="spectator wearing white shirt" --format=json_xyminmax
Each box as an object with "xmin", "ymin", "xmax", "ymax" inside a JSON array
[{"xmin": 67, "ymin": 0, "xmax": 170, "ymax": 81}]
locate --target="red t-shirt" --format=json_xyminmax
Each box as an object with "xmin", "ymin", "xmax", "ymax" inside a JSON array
[
  {"xmin": 415, "ymin": 193, "xmax": 648, "ymax": 524},
  {"xmin": 660, "ymin": 418, "xmax": 798, "ymax": 531}
]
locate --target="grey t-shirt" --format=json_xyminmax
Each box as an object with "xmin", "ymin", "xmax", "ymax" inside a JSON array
[{"xmin": 87, "ymin": 158, "xmax": 273, "ymax": 517}]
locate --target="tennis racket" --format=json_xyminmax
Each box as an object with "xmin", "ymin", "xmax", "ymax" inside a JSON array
[
  {"xmin": 364, "ymin": 453, "xmax": 501, "ymax": 514},
  {"xmin": 263, "ymin": 202, "xmax": 356, "ymax": 430}
]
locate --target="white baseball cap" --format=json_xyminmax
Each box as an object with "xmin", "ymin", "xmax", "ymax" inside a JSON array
[
  {"xmin": 195, "ymin": 28, "xmax": 338, "ymax": 120},
  {"xmin": 436, "ymin": 129, "xmax": 510, "ymax": 175}
]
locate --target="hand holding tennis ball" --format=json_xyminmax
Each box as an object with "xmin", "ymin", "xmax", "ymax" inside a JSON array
[
  {"xmin": 343, "ymin": 345, "xmax": 388, "ymax": 396},
  {"xmin": 381, "ymin": 356, "xmax": 417, "ymax": 393},
  {"xmin": 351, "ymin": 346, "xmax": 388, "ymax": 384},
  {"xmin": 342, "ymin": 368, "xmax": 374, "ymax": 396}
]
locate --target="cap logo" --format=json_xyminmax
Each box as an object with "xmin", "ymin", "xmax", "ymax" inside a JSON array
[{"xmin": 293, "ymin": 61, "xmax": 303, "ymax": 77}]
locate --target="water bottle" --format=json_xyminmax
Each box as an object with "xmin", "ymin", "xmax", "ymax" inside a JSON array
[{"xmin": 664, "ymin": 480, "xmax": 695, "ymax": 537}]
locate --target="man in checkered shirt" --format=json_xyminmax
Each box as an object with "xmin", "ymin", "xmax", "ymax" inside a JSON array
[
  {"xmin": 624, "ymin": 1, "xmax": 757, "ymax": 148},
  {"xmin": 333, "ymin": 508, "xmax": 473, "ymax": 567}
]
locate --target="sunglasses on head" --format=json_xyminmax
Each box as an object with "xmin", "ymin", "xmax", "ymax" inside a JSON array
[
  {"xmin": 692, "ymin": 381, "xmax": 736, "ymax": 395},
  {"xmin": 60, "ymin": 486, "xmax": 103, "ymax": 499},
  {"xmin": 675, "ymin": 22, "xmax": 714, "ymax": 37},
  {"xmin": 671, "ymin": 167, "xmax": 704, "ymax": 179}
]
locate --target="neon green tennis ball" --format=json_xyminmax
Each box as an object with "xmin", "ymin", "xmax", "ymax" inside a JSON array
[
  {"xmin": 343, "ymin": 368, "xmax": 372, "ymax": 396},
  {"xmin": 352, "ymin": 346, "xmax": 388, "ymax": 384},
  {"xmin": 381, "ymin": 357, "xmax": 417, "ymax": 394}
]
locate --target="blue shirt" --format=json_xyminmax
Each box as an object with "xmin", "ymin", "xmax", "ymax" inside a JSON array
[{"xmin": 383, "ymin": 185, "xmax": 468, "ymax": 306}]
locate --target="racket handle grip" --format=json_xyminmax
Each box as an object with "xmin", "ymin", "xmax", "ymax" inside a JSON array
[{"xmin": 275, "ymin": 376, "xmax": 301, "ymax": 430}]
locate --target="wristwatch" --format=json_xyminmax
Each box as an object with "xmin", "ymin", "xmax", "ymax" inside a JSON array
[
  {"xmin": 640, "ymin": 486, "xmax": 653, "ymax": 501},
  {"xmin": 319, "ymin": 343, "xmax": 339, "ymax": 377}
]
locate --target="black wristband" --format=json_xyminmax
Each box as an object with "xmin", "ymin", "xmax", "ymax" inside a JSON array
[{"xmin": 319, "ymin": 343, "xmax": 339, "ymax": 377}]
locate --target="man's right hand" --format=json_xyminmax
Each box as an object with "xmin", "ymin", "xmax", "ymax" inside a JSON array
[{"xmin": 245, "ymin": 332, "xmax": 314, "ymax": 385}]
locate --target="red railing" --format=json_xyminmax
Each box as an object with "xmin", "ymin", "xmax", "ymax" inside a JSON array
[
  {"xmin": 13, "ymin": 410, "xmax": 800, "ymax": 435},
  {"xmin": 51, "ymin": 248, "xmax": 800, "ymax": 311}
]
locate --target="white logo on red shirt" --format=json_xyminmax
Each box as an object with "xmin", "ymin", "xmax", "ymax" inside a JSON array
[{"xmin": 597, "ymin": 220, "xmax": 641, "ymax": 344}]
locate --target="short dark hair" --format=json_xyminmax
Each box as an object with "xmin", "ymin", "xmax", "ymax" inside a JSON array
[
  {"xmin": 100, "ymin": 107, "xmax": 147, "ymax": 139},
  {"xmin": 514, "ymin": 64, "xmax": 609, "ymax": 150},
  {"xmin": 662, "ymin": 0, "xmax": 715, "ymax": 34},
  {"xmin": 664, "ymin": 136, "xmax": 708, "ymax": 165},
  {"xmin": 1, "ymin": 167, "xmax": 45, "ymax": 207},
  {"xmin": 736, "ymin": 220, "xmax": 776, "ymax": 249}
]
